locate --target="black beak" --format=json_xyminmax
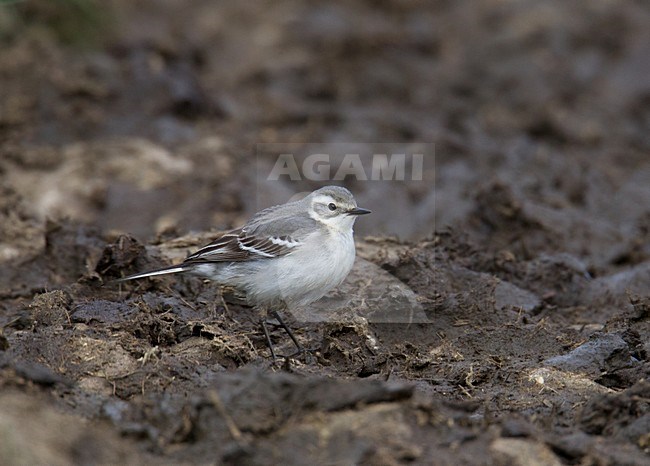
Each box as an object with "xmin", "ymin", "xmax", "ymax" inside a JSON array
[{"xmin": 346, "ymin": 207, "xmax": 372, "ymax": 216}]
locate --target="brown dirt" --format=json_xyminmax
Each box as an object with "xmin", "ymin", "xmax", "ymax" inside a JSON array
[{"xmin": 1, "ymin": 1, "xmax": 649, "ymax": 464}]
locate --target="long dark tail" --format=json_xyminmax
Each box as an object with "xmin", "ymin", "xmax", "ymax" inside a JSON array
[{"xmin": 116, "ymin": 264, "xmax": 189, "ymax": 282}]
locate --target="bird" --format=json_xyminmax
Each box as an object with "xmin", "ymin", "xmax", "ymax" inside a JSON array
[{"xmin": 117, "ymin": 185, "xmax": 371, "ymax": 359}]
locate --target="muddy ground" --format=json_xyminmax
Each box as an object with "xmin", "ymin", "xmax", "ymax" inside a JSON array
[{"xmin": 1, "ymin": 1, "xmax": 649, "ymax": 465}]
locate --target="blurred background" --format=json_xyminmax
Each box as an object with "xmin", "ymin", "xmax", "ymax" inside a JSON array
[{"xmin": 1, "ymin": 0, "xmax": 649, "ymax": 263}]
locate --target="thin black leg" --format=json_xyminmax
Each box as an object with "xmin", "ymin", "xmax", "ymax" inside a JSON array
[
  {"xmin": 271, "ymin": 310, "xmax": 303, "ymax": 352},
  {"xmin": 260, "ymin": 318, "xmax": 277, "ymax": 361}
]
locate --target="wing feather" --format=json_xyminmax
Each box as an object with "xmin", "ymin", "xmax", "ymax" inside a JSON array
[{"xmin": 183, "ymin": 228, "xmax": 301, "ymax": 264}]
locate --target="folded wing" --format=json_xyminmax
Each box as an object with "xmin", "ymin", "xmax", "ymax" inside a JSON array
[{"xmin": 183, "ymin": 228, "xmax": 301, "ymax": 263}]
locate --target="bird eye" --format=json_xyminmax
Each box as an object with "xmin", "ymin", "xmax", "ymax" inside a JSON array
[{"xmin": 328, "ymin": 203, "xmax": 337, "ymax": 211}]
